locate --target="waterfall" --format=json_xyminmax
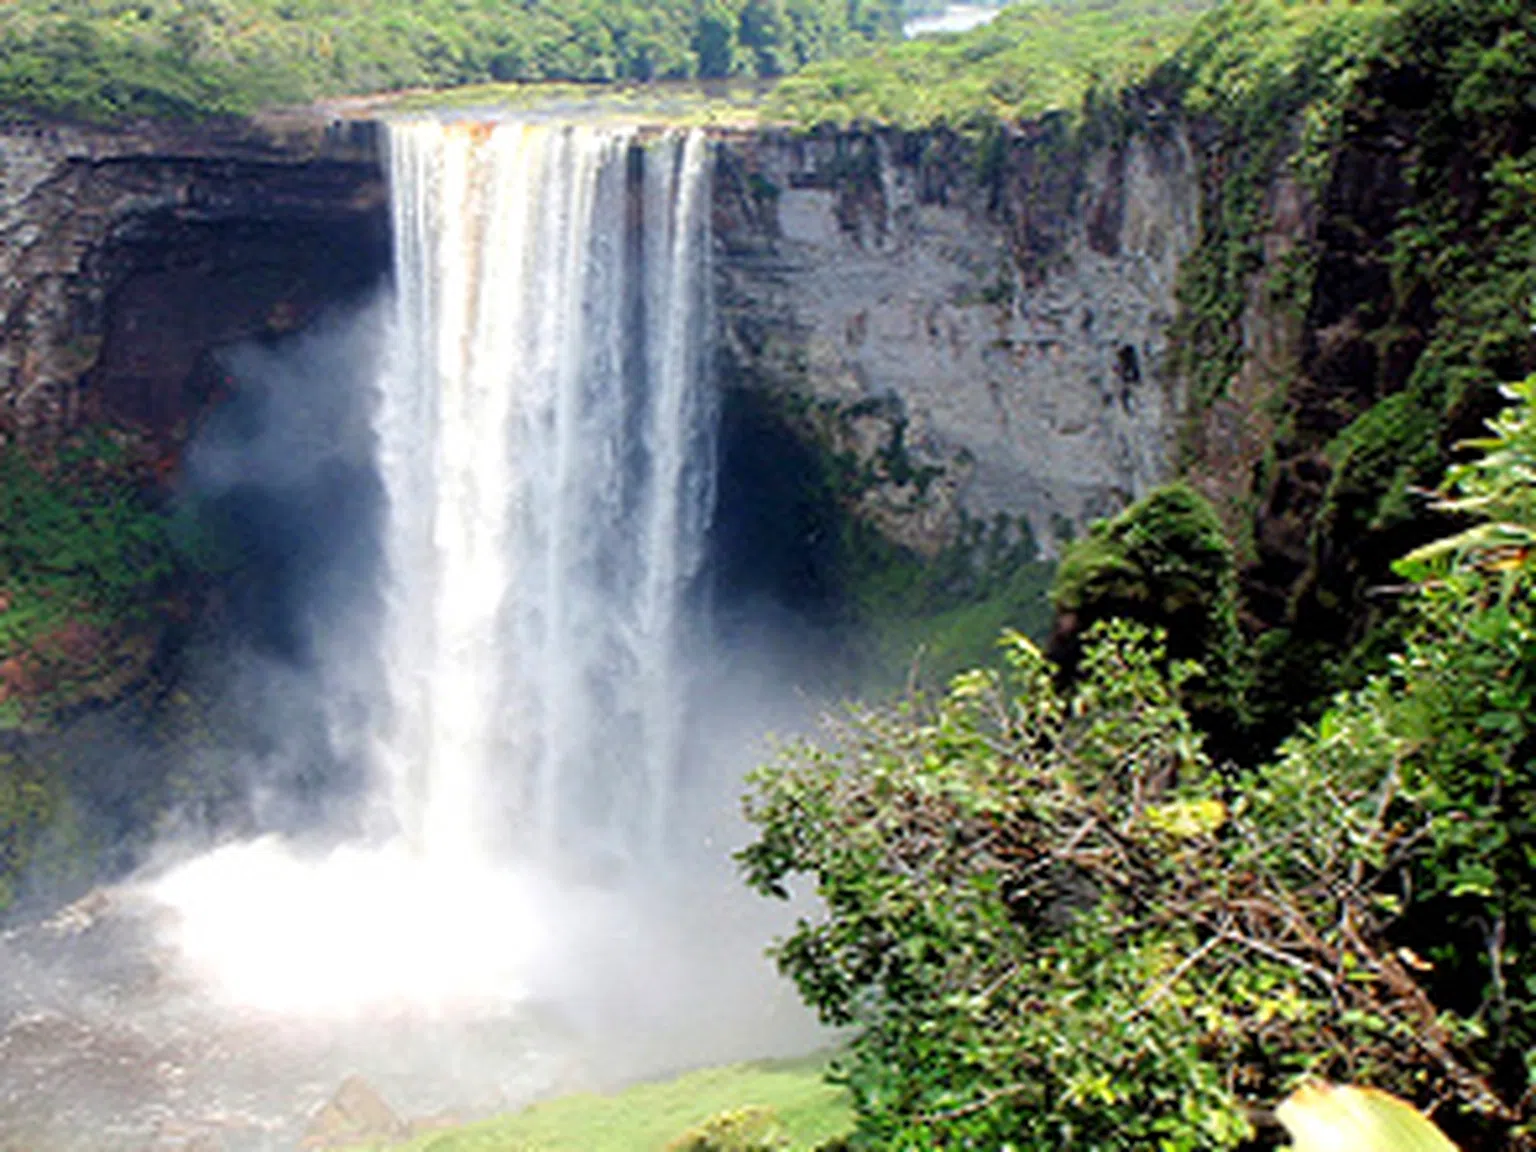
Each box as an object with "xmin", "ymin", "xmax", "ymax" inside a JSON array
[{"xmin": 375, "ymin": 119, "xmax": 715, "ymax": 869}]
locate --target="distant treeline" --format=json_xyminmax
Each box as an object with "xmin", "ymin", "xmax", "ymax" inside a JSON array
[
  {"xmin": 0, "ymin": 0, "xmax": 902, "ymax": 121},
  {"xmin": 766, "ymin": 0, "xmax": 1217, "ymax": 127}
]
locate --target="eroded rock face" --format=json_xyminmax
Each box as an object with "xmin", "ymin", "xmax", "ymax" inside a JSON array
[
  {"xmin": 2, "ymin": 111, "xmax": 1199, "ymax": 560},
  {"xmin": 0, "ymin": 115, "xmax": 388, "ymax": 452},
  {"xmin": 712, "ymin": 114, "xmax": 1198, "ymax": 556}
]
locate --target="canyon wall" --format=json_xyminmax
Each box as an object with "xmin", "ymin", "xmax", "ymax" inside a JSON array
[
  {"xmin": 712, "ymin": 111, "xmax": 1200, "ymax": 556},
  {"xmin": 0, "ymin": 115, "xmax": 387, "ymax": 454},
  {"xmin": 2, "ymin": 111, "xmax": 1201, "ymax": 557}
]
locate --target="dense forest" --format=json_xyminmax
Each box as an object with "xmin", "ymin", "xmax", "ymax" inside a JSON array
[
  {"xmin": 766, "ymin": 0, "xmax": 1216, "ymax": 126},
  {"xmin": 0, "ymin": 0, "xmax": 901, "ymax": 121}
]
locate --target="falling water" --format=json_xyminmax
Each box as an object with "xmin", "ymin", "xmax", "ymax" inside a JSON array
[
  {"xmin": 5, "ymin": 118, "xmax": 804, "ymax": 1146},
  {"xmin": 139, "ymin": 113, "xmax": 725, "ymax": 1027},
  {"xmin": 375, "ymin": 118, "xmax": 715, "ymax": 869}
]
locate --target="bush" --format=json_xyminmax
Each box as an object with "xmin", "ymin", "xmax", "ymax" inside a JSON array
[
  {"xmin": 738, "ymin": 377, "xmax": 1536, "ymax": 1149},
  {"xmin": 667, "ymin": 1106, "xmax": 790, "ymax": 1152},
  {"xmin": 1051, "ymin": 483, "xmax": 1245, "ymax": 735}
]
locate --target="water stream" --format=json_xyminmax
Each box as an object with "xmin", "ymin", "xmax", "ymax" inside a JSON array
[
  {"xmin": 376, "ymin": 119, "xmax": 714, "ymax": 869},
  {"xmin": 0, "ymin": 116, "xmax": 806, "ymax": 1152}
]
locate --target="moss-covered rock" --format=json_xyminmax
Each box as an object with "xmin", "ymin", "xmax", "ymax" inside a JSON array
[
  {"xmin": 666, "ymin": 1106, "xmax": 790, "ymax": 1152},
  {"xmin": 1051, "ymin": 482, "xmax": 1244, "ymax": 737}
]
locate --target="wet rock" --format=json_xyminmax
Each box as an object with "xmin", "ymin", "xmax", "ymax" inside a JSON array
[
  {"xmin": 301, "ymin": 1076, "xmax": 406, "ymax": 1150},
  {"xmin": 713, "ymin": 119, "xmax": 1197, "ymax": 555}
]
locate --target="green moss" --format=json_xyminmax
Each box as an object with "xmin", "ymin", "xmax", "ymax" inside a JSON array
[
  {"xmin": 1053, "ymin": 483, "xmax": 1244, "ymax": 729},
  {"xmin": 1052, "ymin": 484, "xmax": 1228, "ymax": 614},
  {"xmin": 1320, "ymin": 391, "xmax": 1440, "ymax": 538},
  {"xmin": 666, "ymin": 1106, "xmax": 789, "ymax": 1152}
]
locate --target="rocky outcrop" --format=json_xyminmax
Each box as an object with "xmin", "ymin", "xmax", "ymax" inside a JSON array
[
  {"xmin": 2, "ymin": 109, "xmax": 1198, "ymax": 560},
  {"xmin": 712, "ymin": 112, "xmax": 1198, "ymax": 556},
  {"xmin": 0, "ymin": 114, "xmax": 388, "ymax": 454}
]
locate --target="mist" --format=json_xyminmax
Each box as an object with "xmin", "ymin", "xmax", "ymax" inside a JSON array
[{"xmin": 0, "ymin": 120, "xmax": 838, "ymax": 1151}]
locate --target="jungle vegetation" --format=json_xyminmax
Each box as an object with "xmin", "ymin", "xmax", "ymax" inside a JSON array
[
  {"xmin": 0, "ymin": 0, "xmax": 902, "ymax": 122},
  {"xmin": 765, "ymin": 0, "xmax": 1216, "ymax": 128},
  {"xmin": 742, "ymin": 375, "xmax": 1536, "ymax": 1149},
  {"xmin": 738, "ymin": 1, "xmax": 1536, "ymax": 1148}
]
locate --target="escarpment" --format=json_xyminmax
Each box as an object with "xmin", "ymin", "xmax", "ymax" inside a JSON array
[
  {"xmin": 0, "ymin": 115, "xmax": 388, "ymax": 456},
  {"xmin": 3, "ymin": 109, "xmax": 1199, "ymax": 559},
  {"xmin": 712, "ymin": 111, "xmax": 1199, "ymax": 558}
]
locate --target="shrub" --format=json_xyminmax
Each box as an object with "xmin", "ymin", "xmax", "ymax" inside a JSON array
[
  {"xmin": 667, "ymin": 1106, "xmax": 790, "ymax": 1152},
  {"xmin": 1051, "ymin": 483, "xmax": 1245, "ymax": 734},
  {"xmin": 738, "ymin": 377, "xmax": 1536, "ymax": 1150}
]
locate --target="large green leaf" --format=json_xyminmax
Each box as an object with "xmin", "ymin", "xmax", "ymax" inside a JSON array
[{"xmin": 1276, "ymin": 1083, "xmax": 1458, "ymax": 1152}]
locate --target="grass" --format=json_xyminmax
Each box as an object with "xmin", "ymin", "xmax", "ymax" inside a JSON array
[
  {"xmin": 865, "ymin": 560, "xmax": 1056, "ymax": 690},
  {"xmin": 389, "ymin": 1054, "xmax": 850, "ymax": 1152}
]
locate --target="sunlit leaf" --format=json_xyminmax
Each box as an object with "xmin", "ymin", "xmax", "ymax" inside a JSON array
[
  {"xmin": 1276, "ymin": 1083, "xmax": 1458, "ymax": 1152},
  {"xmin": 1145, "ymin": 798, "xmax": 1226, "ymax": 838}
]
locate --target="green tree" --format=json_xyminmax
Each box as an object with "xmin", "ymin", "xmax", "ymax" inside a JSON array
[
  {"xmin": 1051, "ymin": 483, "xmax": 1246, "ymax": 740},
  {"xmin": 739, "ymin": 377, "xmax": 1536, "ymax": 1149}
]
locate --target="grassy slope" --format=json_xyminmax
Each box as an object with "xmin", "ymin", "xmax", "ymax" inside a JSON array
[
  {"xmin": 765, "ymin": 0, "xmax": 1216, "ymax": 128},
  {"xmin": 391, "ymin": 1056, "xmax": 850, "ymax": 1151}
]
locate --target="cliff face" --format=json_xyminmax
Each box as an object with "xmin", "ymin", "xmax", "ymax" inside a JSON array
[
  {"xmin": 1, "ymin": 112, "xmax": 1202, "ymax": 558},
  {"xmin": 712, "ymin": 113, "xmax": 1199, "ymax": 556},
  {"xmin": 0, "ymin": 115, "xmax": 388, "ymax": 454},
  {"xmin": 0, "ymin": 105, "xmax": 1219, "ymax": 638}
]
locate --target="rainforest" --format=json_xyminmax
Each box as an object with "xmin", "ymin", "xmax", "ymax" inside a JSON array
[{"xmin": 0, "ymin": 0, "xmax": 1533, "ymax": 1148}]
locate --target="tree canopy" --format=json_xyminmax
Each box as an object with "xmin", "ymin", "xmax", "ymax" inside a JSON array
[
  {"xmin": 0, "ymin": 0, "xmax": 903, "ymax": 121},
  {"xmin": 741, "ymin": 375, "xmax": 1536, "ymax": 1150}
]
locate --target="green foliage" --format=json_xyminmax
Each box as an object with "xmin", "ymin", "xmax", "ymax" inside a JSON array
[
  {"xmin": 739, "ymin": 378, "xmax": 1536, "ymax": 1149},
  {"xmin": 667, "ymin": 1106, "xmax": 790, "ymax": 1152},
  {"xmin": 1162, "ymin": 0, "xmax": 1395, "ymax": 425},
  {"xmin": 764, "ymin": 0, "xmax": 1213, "ymax": 130},
  {"xmin": 1401, "ymin": 375, "xmax": 1536, "ymax": 571},
  {"xmin": 0, "ymin": 433, "xmax": 176, "ymax": 727},
  {"xmin": 1052, "ymin": 483, "xmax": 1244, "ymax": 725},
  {"xmin": 0, "ymin": 0, "xmax": 901, "ymax": 122},
  {"xmin": 1326, "ymin": 0, "xmax": 1536, "ymax": 518},
  {"xmin": 742, "ymin": 622, "xmax": 1257, "ymax": 1148},
  {"xmin": 1242, "ymin": 0, "xmax": 1536, "ymax": 724}
]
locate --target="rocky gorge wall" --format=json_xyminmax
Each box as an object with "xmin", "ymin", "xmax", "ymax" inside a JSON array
[
  {"xmin": 0, "ymin": 114, "xmax": 388, "ymax": 457},
  {"xmin": 2, "ymin": 110, "xmax": 1201, "ymax": 559},
  {"xmin": 712, "ymin": 111, "xmax": 1200, "ymax": 557}
]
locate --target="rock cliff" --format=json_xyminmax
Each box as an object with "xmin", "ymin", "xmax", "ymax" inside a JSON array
[
  {"xmin": 712, "ymin": 112, "xmax": 1199, "ymax": 556},
  {"xmin": 0, "ymin": 114, "xmax": 387, "ymax": 454},
  {"xmin": 2, "ymin": 110, "xmax": 1203, "ymax": 558},
  {"xmin": 4, "ymin": 110, "xmax": 1202, "ymax": 560}
]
